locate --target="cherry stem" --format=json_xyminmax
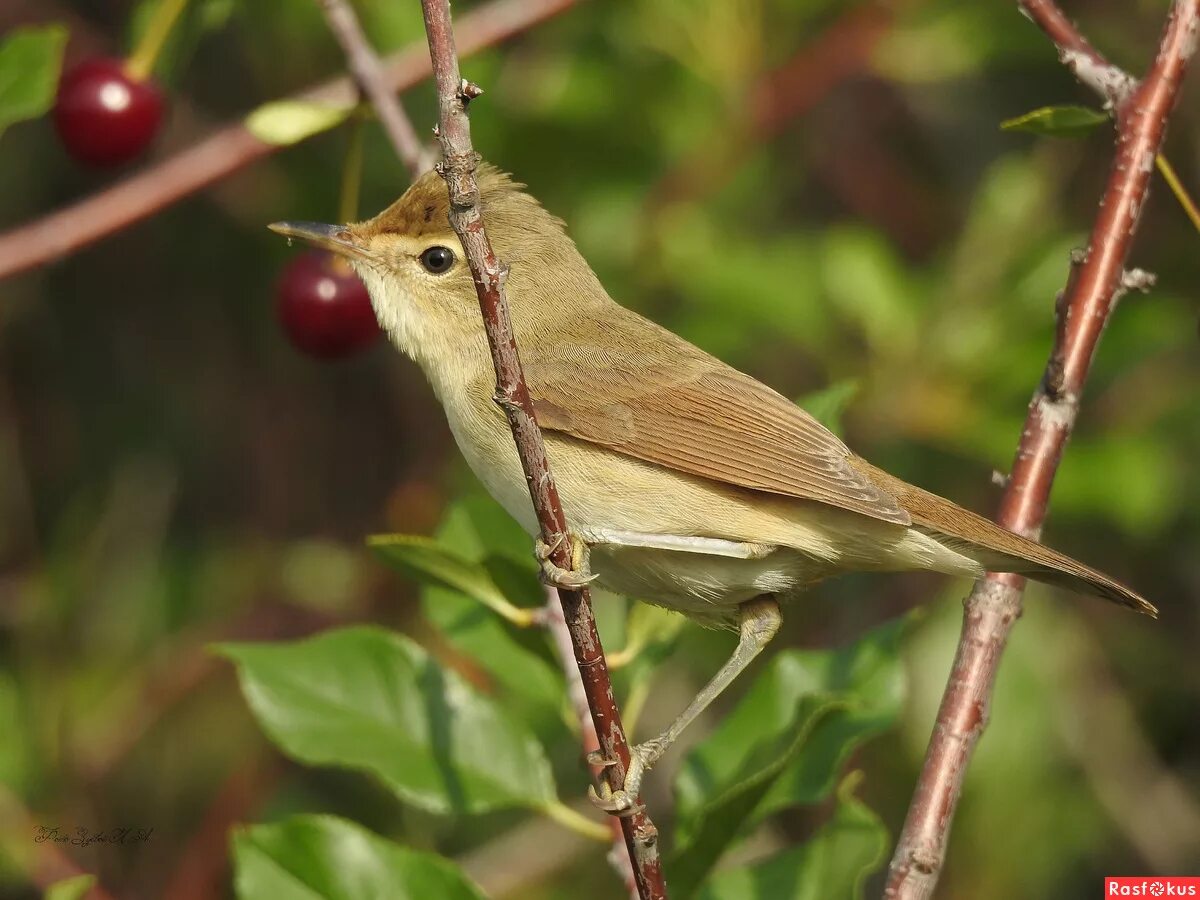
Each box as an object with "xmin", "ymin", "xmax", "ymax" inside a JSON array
[
  {"xmin": 1156, "ymin": 153, "xmax": 1200, "ymax": 233},
  {"xmin": 125, "ymin": 0, "xmax": 191, "ymax": 83},
  {"xmin": 338, "ymin": 108, "xmax": 366, "ymax": 226},
  {"xmin": 327, "ymin": 108, "xmax": 367, "ymax": 277}
]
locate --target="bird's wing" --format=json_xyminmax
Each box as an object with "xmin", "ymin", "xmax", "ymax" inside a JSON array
[{"xmin": 524, "ymin": 326, "xmax": 911, "ymax": 526}]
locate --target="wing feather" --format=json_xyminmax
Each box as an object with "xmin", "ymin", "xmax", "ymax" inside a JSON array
[{"xmin": 523, "ymin": 322, "xmax": 910, "ymax": 526}]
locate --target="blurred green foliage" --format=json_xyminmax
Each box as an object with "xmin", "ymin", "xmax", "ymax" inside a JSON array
[
  {"xmin": 0, "ymin": 25, "xmax": 66, "ymax": 136},
  {"xmin": 1, "ymin": 0, "xmax": 1198, "ymax": 897}
]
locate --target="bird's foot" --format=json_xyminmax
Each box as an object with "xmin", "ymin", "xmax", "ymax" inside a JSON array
[
  {"xmin": 585, "ymin": 737, "xmax": 668, "ymax": 817},
  {"xmin": 535, "ymin": 533, "xmax": 598, "ymax": 590}
]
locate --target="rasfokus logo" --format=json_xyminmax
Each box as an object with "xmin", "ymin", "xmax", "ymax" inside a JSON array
[{"xmin": 1106, "ymin": 878, "xmax": 1200, "ymax": 896}]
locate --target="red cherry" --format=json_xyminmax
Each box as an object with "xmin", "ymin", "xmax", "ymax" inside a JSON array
[
  {"xmin": 275, "ymin": 251, "xmax": 381, "ymax": 359},
  {"xmin": 53, "ymin": 58, "xmax": 165, "ymax": 167}
]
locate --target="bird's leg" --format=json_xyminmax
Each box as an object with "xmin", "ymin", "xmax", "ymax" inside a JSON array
[
  {"xmin": 535, "ymin": 532, "xmax": 598, "ymax": 590},
  {"xmin": 589, "ymin": 594, "xmax": 782, "ymax": 816}
]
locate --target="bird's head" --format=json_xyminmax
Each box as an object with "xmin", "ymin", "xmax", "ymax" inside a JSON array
[{"xmin": 269, "ymin": 165, "xmax": 601, "ymax": 371}]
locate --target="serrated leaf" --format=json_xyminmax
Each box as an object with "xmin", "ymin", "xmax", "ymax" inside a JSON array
[
  {"xmin": 695, "ymin": 774, "xmax": 888, "ymax": 900},
  {"xmin": 370, "ymin": 533, "xmax": 537, "ymax": 626},
  {"xmin": 232, "ymin": 814, "xmax": 485, "ymax": 900},
  {"xmin": 217, "ymin": 626, "xmax": 556, "ymax": 815},
  {"xmin": 1000, "ymin": 105, "xmax": 1108, "ymax": 138},
  {"xmin": 43, "ymin": 875, "xmax": 96, "ymax": 900},
  {"xmin": 245, "ymin": 100, "xmax": 352, "ymax": 147},
  {"xmin": 670, "ymin": 616, "xmax": 910, "ymax": 893},
  {"xmin": 798, "ymin": 380, "xmax": 860, "ymax": 437},
  {"xmin": 0, "ymin": 26, "xmax": 67, "ymax": 136}
]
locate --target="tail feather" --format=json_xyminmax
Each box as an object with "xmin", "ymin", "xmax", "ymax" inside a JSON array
[{"xmin": 853, "ymin": 460, "xmax": 1158, "ymax": 618}]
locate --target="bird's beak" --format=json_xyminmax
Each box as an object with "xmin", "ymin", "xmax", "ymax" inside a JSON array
[{"xmin": 268, "ymin": 221, "xmax": 370, "ymax": 261}]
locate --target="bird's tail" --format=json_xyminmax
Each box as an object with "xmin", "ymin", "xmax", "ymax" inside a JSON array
[{"xmin": 853, "ymin": 461, "xmax": 1158, "ymax": 618}]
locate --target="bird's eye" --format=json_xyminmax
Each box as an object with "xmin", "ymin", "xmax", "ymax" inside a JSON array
[{"xmin": 419, "ymin": 246, "xmax": 455, "ymax": 274}]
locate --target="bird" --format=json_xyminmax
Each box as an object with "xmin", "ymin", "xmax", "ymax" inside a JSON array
[{"xmin": 270, "ymin": 164, "xmax": 1156, "ymax": 813}]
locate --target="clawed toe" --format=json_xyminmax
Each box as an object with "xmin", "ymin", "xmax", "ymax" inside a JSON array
[
  {"xmin": 587, "ymin": 784, "xmax": 641, "ymax": 817},
  {"xmin": 585, "ymin": 739, "xmax": 667, "ymax": 817},
  {"xmin": 535, "ymin": 534, "xmax": 598, "ymax": 590},
  {"xmin": 540, "ymin": 559, "xmax": 598, "ymax": 589}
]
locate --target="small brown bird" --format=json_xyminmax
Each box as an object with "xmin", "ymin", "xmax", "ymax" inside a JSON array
[{"xmin": 272, "ymin": 166, "xmax": 1155, "ymax": 812}]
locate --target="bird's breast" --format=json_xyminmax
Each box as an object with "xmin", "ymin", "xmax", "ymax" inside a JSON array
[{"xmin": 436, "ymin": 371, "xmax": 543, "ymax": 534}]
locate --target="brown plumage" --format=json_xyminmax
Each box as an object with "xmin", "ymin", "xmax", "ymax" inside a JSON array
[
  {"xmin": 852, "ymin": 459, "xmax": 1153, "ymax": 613},
  {"xmin": 272, "ymin": 165, "xmax": 1157, "ymax": 621},
  {"xmin": 271, "ymin": 163, "xmax": 1155, "ymax": 811}
]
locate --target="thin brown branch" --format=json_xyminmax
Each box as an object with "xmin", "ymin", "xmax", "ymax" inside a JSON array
[
  {"xmin": 539, "ymin": 585, "xmax": 638, "ymax": 895},
  {"xmin": 885, "ymin": 2, "xmax": 1198, "ymax": 898},
  {"xmin": 314, "ymin": 0, "xmax": 427, "ymax": 178},
  {"xmin": 0, "ymin": 0, "xmax": 577, "ymax": 283},
  {"xmin": 417, "ymin": 2, "xmax": 668, "ymax": 897}
]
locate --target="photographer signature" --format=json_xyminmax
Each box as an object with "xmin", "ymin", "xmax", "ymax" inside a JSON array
[{"xmin": 34, "ymin": 826, "xmax": 153, "ymax": 848}]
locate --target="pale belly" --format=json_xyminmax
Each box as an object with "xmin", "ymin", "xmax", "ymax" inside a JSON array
[
  {"xmin": 589, "ymin": 543, "xmax": 831, "ymax": 627},
  {"xmin": 439, "ymin": 381, "xmax": 980, "ymax": 624}
]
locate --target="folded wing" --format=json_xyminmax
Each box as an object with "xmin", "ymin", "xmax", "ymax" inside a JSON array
[{"xmin": 524, "ymin": 319, "xmax": 910, "ymax": 527}]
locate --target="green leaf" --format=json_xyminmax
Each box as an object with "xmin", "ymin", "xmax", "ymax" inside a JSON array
[
  {"xmin": 670, "ymin": 616, "xmax": 910, "ymax": 893},
  {"xmin": 43, "ymin": 875, "xmax": 97, "ymax": 900},
  {"xmin": 670, "ymin": 695, "xmax": 846, "ymax": 896},
  {"xmin": 1000, "ymin": 105, "xmax": 1109, "ymax": 138},
  {"xmin": 0, "ymin": 26, "xmax": 68, "ymax": 137},
  {"xmin": 416, "ymin": 496, "xmax": 567, "ymax": 737},
  {"xmin": 759, "ymin": 617, "xmax": 909, "ymax": 814},
  {"xmin": 695, "ymin": 774, "xmax": 889, "ymax": 900},
  {"xmin": 370, "ymin": 533, "xmax": 538, "ymax": 626},
  {"xmin": 432, "ymin": 490, "xmax": 534, "ymax": 563},
  {"xmin": 217, "ymin": 626, "xmax": 557, "ymax": 815},
  {"xmin": 232, "ymin": 814, "xmax": 485, "ymax": 900},
  {"xmin": 245, "ymin": 100, "xmax": 353, "ymax": 147},
  {"xmin": 798, "ymin": 380, "xmax": 861, "ymax": 437}
]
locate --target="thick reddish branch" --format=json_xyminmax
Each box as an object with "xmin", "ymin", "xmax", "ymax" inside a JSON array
[
  {"xmin": 0, "ymin": 0, "xmax": 576, "ymax": 283},
  {"xmin": 541, "ymin": 585, "xmax": 638, "ymax": 890},
  {"xmin": 418, "ymin": 2, "xmax": 667, "ymax": 898},
  {"xmin": 885, "ymin": 2, "xmax": 1198, "ymax": 898}
]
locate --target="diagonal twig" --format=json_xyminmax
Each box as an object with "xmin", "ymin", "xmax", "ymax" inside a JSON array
[
  {"xmin": 314, "ymin": 0, "xmax": 428, "ymax": 178},
  {"xmin": 885, "ymin": 2, "xmax": 1199, "ymax": 898},
  {"xmin": 0, "ymin": 0, "xmax": 577, "ymax": 283},
  {"xmin": 1019, "ymin": 0, "xmax": 1138, "ymax": 105},
  {"xmin": 417, "ymin": 2, "xmax": 668, "ymax": 897}
]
